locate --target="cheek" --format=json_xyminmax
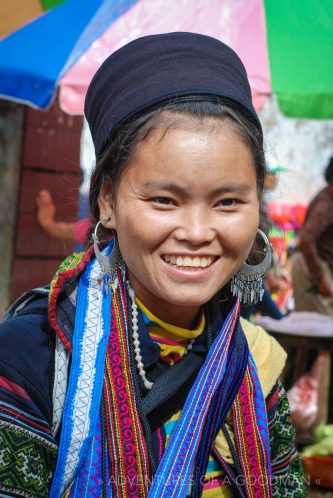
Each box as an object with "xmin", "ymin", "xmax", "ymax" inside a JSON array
[
  {"xmin": 116, "ymin": 202, "xmax": 173, "ymax": 245},
  {"xmin": 221, "ymin": 212, "xmax": 259, "ymax": 248},
  {"xmin": 116, "ymin": 213, "xmax": 160, "ymax": 258}
]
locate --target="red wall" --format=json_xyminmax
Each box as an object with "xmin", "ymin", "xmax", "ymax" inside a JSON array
[{"xmin": 12, "ymin": 100, "xmax": 83, "ymax": 299}]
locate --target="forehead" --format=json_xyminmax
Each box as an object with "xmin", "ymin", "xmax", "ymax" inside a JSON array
[
  {"xmin": 140, "ymin": 111, "xmax": 241, "ymax": 140},
  {"xmin": 131, "ymin": 114, "xmax": 254, "ymax": 167},
  {"xmin": 118, "ymin": 119, "xmax": 257, "ymax": 193}
]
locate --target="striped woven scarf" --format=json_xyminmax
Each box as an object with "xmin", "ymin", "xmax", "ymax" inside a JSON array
[{"xmin": 49, "ymin": 244, "xmax": 272, "ymax": 497}]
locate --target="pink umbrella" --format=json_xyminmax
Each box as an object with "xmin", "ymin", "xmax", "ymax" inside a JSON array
[{"xmin": 59, "ymin": 0, "xmax": 270, "ymax": 114}]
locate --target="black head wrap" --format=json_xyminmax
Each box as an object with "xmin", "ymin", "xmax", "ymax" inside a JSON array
[{"xmin": 85, "ymin": 32, "xmax": 261, "ymax": 158}]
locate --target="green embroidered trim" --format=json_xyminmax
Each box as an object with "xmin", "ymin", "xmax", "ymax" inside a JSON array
[
  {"xmin": 270, "ymin": 389, "xmax": 295, "ymax": 458},
  {"xmin": 270, "ymin": 388, "xmax": 308, "ymax": 497},
  {"xmin": 272, "ymin": 457, "xmax": 308, "ymax": 498},
  {"xmin": 0, "ymin": 422, "xmax": 58, "ymax": 497},
  {"xmin": 49, "ymin": 251, "xmax": 85, "ymax": 297}
]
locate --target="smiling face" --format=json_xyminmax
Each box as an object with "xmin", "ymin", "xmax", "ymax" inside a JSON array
[{"xmin": 99, "ymin": 115, "xmax": 260, "ymax": 327}]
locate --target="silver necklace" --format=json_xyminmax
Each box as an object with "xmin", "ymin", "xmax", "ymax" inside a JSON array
[
  {"xmin": 127, "ymin": 283, "xmax": 196, "ymax": 390},
  {"xmin": 127, "ymin": 285, "xmax": 153, "ymax": 390}
]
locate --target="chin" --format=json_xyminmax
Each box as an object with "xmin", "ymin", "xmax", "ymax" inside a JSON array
[{"xmin": 165, "ymin": 291, "xmax": 217, "ymax": 308}]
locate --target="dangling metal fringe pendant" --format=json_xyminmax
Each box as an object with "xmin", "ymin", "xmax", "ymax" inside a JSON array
[
  {"xmin": 230, "ymin": 271, "xmax": 265, "ymax": 305},
  {"xmin": 231, "ymin": 229, "xmax": 273, "ymax": 305}
]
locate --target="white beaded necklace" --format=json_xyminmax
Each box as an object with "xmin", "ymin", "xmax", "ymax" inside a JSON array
[
  {"xmin": 127, "ymin": 285, "xmax": 153, "ymax": 390},
  {"xmin": 127, "ymin": 283, "xmax": 196, "ymax": 390}
]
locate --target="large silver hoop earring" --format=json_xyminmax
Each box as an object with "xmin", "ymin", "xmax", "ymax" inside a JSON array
[
  {"xmin": 92, "ymin": 219, "xmax": 122, "ymax": 278},
  {"xmin": 230, "ymin": 228, "xmax": 273, "ymax": 305}
]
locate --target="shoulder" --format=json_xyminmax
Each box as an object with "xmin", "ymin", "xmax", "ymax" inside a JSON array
[
  {"xmin": 308, "ymin": 187, "xmax": 333, "ymax": 214},
  {"xmin": 240, "ymin": 317, "xmax": 287, "ymax": 397},
  {"xmin": 0, "ymin": 293, "xmax": 54, "ymax": 422}
]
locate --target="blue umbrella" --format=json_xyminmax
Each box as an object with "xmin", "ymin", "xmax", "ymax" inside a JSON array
[{"xmin": 0, "ymin": 0, "xmax": 138, "ymax": 108}]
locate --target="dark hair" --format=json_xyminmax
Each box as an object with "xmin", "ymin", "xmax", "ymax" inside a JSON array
[
  {"xmin": 324, "ymin": 156, "xmax": 333, "ymax": 184},
  {"xmin": 89, "ymin": 96, "xmax": 266, "ymax": 224}
]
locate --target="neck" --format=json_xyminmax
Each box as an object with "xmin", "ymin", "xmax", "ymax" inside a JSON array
[
  {"xmin": 126, "ymin": 272, "xmax": 203, "ymax": 329},
  {"xmin": 142, "ymin": 301, "xmax": 201, "ymax": 329},
  {"xmin": 130, "ymin": 291, "xmax": 201, "ymax": 329}
]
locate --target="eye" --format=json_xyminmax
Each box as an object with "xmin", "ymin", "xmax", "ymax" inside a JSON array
[
  {"xmin": 152, "ymin": 196, "xmax": 174, "ymax": 205},
  {"xmin": 216, "ymin": 198, "xmax": 238, "ymax": 207}
]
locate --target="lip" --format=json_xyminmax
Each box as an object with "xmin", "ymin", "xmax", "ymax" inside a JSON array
[{"xmin": 162, "ymin": 253, "xmax": 219, "ymax": 258}]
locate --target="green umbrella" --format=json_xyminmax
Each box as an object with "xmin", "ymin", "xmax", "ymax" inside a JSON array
[
  {"xmin": 41, "ymin": 0, "xmax": 66, "ymax": 9},
  {"xmin": 264, "ymin": 0, "xmax": 333, "ymax": 118}
]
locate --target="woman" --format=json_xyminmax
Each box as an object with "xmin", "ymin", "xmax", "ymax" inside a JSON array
[{"xmin": 0, "ymin": 33, "xmax": 306, "ymax": 497}]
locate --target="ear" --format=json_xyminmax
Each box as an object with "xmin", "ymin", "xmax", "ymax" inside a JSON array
[{"xmin": 97, "ymin": 183, "xmax": 116, "ymax": 230}]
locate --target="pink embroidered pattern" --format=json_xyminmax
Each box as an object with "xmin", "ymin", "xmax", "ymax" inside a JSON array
[
  {"xmin": 103, "ymin": 279, "xmax": 151, "ymax": 498},
  {"xmin": 232, "ymin": 367, "xmax": 272, "ymax": 498}
]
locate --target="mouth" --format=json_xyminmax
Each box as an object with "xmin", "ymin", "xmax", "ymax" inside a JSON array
[{"xmin": 162, "ymin": 254, "xmax": 217, "ymax": 271}]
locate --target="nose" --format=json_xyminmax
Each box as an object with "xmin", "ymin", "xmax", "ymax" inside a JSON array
[{"xmin": 173, "ymin": 206, "xmax": 216, "ymax": 246}]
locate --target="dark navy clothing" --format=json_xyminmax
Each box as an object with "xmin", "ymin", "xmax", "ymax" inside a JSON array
[{"xmin": 0, "ymin": 295, "xmax": 54, "ymax": 423}]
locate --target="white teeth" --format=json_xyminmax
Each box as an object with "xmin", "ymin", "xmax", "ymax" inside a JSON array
[
  {"xmin": 164, "ymin": 255, "xmax": 214, "ymax": 268},
  {"xmin": 176, "ymin": 256, "xmax": 183, "ymax": 266},
  {"xmin": 183, "ymin": 256, "xmax": 192, "ymax": 267},
  {"xmin": 193, "ymin": 257, "xmax": 201, "ymax": 267}
]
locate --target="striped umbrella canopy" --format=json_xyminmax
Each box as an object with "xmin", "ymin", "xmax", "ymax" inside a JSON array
[
  {"xmin": 0, "ymin": 0, "xmax": 138, "ymax": 108},
  {"xmin": 0, "ymin": 0, "xmax": 66, "ymax": 39},
  {"xmin": 0, "ymin": 0, "xmax": 332, "ymax": 118}
]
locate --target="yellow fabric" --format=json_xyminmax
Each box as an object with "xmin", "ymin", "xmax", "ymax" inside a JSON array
[
  {"xmin": 136, "ymin": 297, "xmax": 205, "ymax": 365},
  {"xmin": 136, "ymin": 297, "xmax": 205, "ymax": 339},
  {"xmin": 203, "ymin": 486, "xmax": 234, "ymax": 498},
  {"xmin": 240, "ymin": 318, "xmax": 287, "ymax": 397},
  {"xmin": 215, "ymin": 318, "xmax": 287, "ymax": 464}
]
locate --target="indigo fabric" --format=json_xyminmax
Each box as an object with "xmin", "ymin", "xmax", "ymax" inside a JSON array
[{"xmin": 84, "ymin": 32, "xmax": 261, "ymax": 157}]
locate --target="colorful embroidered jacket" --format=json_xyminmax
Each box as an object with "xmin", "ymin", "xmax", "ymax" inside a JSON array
[{"xmin": 0, "ymin": 252, "xmax": 307, "ymax": 497}]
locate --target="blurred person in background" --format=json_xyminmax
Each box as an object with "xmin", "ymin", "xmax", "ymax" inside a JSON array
[
  {"xmin": 291, "ymin": 157, "xmax": 333, "ymax": 316},
  {"xmin": 36, "ymin": 188, "xmax": 91, "ymax": 249},
  {"xmin": 36, "ymin": 127, "xmax": 94, "ymax": 249}
]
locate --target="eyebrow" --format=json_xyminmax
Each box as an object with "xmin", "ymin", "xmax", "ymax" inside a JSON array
[
  {"xmin": 140, "ymin": 180, "xmax": 254, "ymax": 196},
  {"xmin": 141, "ymin": 181, "xmax": 187, "ymax": 195}
]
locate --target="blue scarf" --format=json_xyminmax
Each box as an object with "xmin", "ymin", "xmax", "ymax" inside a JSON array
[{"xmin": 50, "ymin": 244, "xmax": 272, "ymax": 497}]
